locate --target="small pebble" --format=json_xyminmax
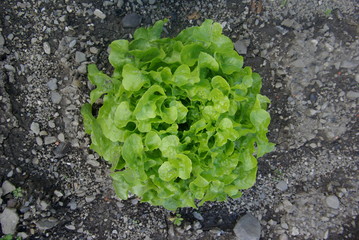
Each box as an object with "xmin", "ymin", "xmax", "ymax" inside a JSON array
[
  {"xmin": 122, "ymin": 13, "xmax": 142, "ymax": 28},
  {"xmin": 44, "ymin": 136, "xmax": 57, "ymax": 145},
  {"xmin": 36, "ymin": 137, "xmax": 43, "ymax": 146},
  {"xmin": 94, "ymin": 9, "xmax": 106, "ymax": 19},
  {"xmin": 51, "ymin": 91, "xmax": 62, "ymax": 104},
  {"xmin": 325, "ymin": 195, "xmax": 340, "ymax": 209},
  {"xmin": 54, "ymin": 190, "xmax": 64, "ymax": 198},
  {"xmin": 4, "ymin": 65, "xmax": 15, "ymax": 72},
  {"xmin": 276, "ymin": 181, "xmax": 288, "ymax": 191},
  {"xmin": 30, "ymin": 122, "xmax": 40, "ymax": 135},
  {"xmin": 0, "ymin": 32, "xmax": 5, "ymax": 46},
  {"xmin": 85, "ymin": 196, "xmax": 96, "ymax": 203},
  {"xmin": 75, "ymin": 51, "xmax": 86, "ymax": 63},
  {"xmin": 2, "ymin": 181, "xmax": 16, "ymax": 195},
  {"xmin": 58, "ymin": 133, "xmax": 65, "ymax": 142},
  {"xmin": 43, "ymin": 42, "xmax": 51, "ymax": 54}
]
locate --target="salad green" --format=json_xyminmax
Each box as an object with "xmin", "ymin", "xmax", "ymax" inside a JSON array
[{"xmin": 81, "ymin": 19, "xmax": 274, "ymax": 211}]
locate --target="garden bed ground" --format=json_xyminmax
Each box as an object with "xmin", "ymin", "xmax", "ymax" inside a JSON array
[{"xmin": 0, "ymin": 0, "xmax": 358, "ymax": 239}]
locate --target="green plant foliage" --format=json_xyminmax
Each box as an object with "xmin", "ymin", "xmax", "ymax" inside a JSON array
[{"xmin": 81, "ymin": 19, "xmax": 275, "ymax": 211}]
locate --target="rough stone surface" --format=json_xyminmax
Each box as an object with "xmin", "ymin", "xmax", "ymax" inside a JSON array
[
  {"xmin": 121, "ymin": 13, "xmax": 141, "ymax": 28},
  {"xmin": 2, "ymin": 180, "xmax": 16, "ymax": 195},
  {"xmin": 325, "ymin": 195, "xmax": 340, "ymax": 209},
  {"xmin": 75, "ymin": 51, "xmax": 86, "ymax": 63},
  {"xmin": 276, "ymin": 181, "xmax": 288, "ymax": 191},
  {"xmin": 233, "ymin": 214, "xmax": 261, "ymax": 240},
  {"xmin": 234, "ymin": 40, "xmax": 248, "ymax": 55},
  {"xmin": 94, "ymin": 9, "xmax": 106, "ymax": 19},
  {"xmin": 43, "ymin": 42, "xmax": 51, "ymax": 54},
  {"xmin": 0, "ymin": 208, "xmax": 19, "ymax": 234}
]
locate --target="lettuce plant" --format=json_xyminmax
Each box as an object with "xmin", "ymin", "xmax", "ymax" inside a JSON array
[{"xmin": 81, "ymin": 19, "xmax": 274, "ymax": 211}]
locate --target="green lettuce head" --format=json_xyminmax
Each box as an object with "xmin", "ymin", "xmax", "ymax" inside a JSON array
[{"xmin": 81, "ymin": 19, "xmax": 275, "ymax": 211}]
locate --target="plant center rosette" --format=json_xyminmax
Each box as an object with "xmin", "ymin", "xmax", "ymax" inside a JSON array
[{"xmin": 81, "ymin": 19, "xmax": 274, "ymax": 211}]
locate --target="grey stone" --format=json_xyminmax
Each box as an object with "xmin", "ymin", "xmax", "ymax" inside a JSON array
[
  {"xmin": 86, "ymin": 159, "xmax": 100, "ymax": 167},
  {"xmin": 291, "ymin": 59, "xmax": 305, "ymax": 68},
  {"xmin": 85, "ymin": 195, "xmax": 96, "ymax": 203},
  {"xmin": 40, "ymin": 200, "xmax": 49, "ymax": 211},
  {"xmin": 234, "ymin": 40, "xmax": 247, "ymax": 55},
  {"xmin": 325, "ymin": 195, "xmax": 340, "ymax": 209},
  {"xmin": 58, "ymin": 133, "xmax": 65, "ymax": 142},
  {"xmin": 51, "ymin": 91, "xmax": 62, "ymax": 104},
  {"xmin": 276, "ymin": 181, "xmax": 288, "ymax": 191},
  {"xmin": 43, "ymin": 42, "xmax": 51, "ymax": 54},
  {"xmin": 65, "ymin": 224, "xmax": 76, "ymax": 230},
  {"xmin": 75, "ymin": 51, "xmax": 87, "ymax": 63},
  {"xmin": 2, "ymin": 180, "xmax": 16, "ymax": 195},
  {"xmin": 279, "ymin": 233, "xmax": 288, "ymax": 240},
  {"xmin": 122, "ymin": 13, "xmax": 142, "ymax": 28},
  {"xmin": 149, "ymin": 0, "xmax": 156, "ymax": 4},
  {"xmin": 4, "ymin": 64, "xmax": 15, "ymax": 72},
  {"xmin": 341, "ymin": 60, "xmax": 358, "ymax": 69},
  {"xmin": 47, "ymin": 78, "xmax": 58, "ymax": 90},
  {"xmin": 0, "ymin": 188, "xmax": 3, "ymax": 197},
  {"xmin": 281, "ymin": 19, "xmax": 295, "ymax": 28},
  {"xmin": 69, "ymin": 39, "xmax": 77, "ymax": 48},
  {"xmin": 54, "ymin": 190, "xmax": 64, "ymax": 197},
  {"xmin": 30, "ymin": 122, "xmax": 40, "ymax": 135},
  {"xmin": 0, "ymin": 208, "xmax": 19, "ymax": 234},
  {"xmin": 234, "ymin": 213, "xmax": 261, "ymax": 240},
  {"xmin": 48, "ymin": 120, "xmax": 55, "ymax": 128},
  {"xmin": 35, "ymin": 217, "xmax": 58, "ymax": 230},
  {"xmin": 44, "ymin": 136, "xmax": 57, "ymax": 145},
  {"xmin": 94, "ymin": 9, "xmax": 106, "ymax": 19},
  {"xmin": 0, "ymin": 32, "xmax": 5, "ymax": 46},
  {"xmin": 36, "ymin": 137, "xmax": 43, "ymax": 146},
  {"xmin": 68, "ymin": 200, "xmax": 77, "ymax": 210},
  {"xmin": 346, "ymin": 91, "xmax": 359, "ymax": 99},
  {"xmin": 117, "ymin": 0, "xmax": 124, "ymax": 8},
  {"xmin": 193, "ymin": 212, "xmax": 204, "ymax": 221}
]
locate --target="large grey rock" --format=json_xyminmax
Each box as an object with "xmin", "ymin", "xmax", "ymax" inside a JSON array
[
  {"xmin": 122, "ymin": 13, "xmax": 141, "ymax": 28},
  {"xmin": 0, "ymin": 208, "xmax": 19, "ymax": 234},
  {"xmin": 234, "ymin": 213, "xmax": 261, "ymax": 240},
  {"xmin": 2, "ymin": 180, "xmax": 16, "ymax": 195}
]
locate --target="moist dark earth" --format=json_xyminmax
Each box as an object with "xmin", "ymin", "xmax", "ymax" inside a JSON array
[{"xmin": 0, "ymin": 0, "xmax": 358, "ymax": 239}]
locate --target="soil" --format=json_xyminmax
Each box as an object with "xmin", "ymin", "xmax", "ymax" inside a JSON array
[{"xmin": 0, "ymin": 0, "xmax": 358, "ymax": 240}]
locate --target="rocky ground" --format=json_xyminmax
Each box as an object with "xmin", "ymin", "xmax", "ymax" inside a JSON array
[{"xmin": 0, "ymin": 0, "xmax": 358, "ymax": 239}]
